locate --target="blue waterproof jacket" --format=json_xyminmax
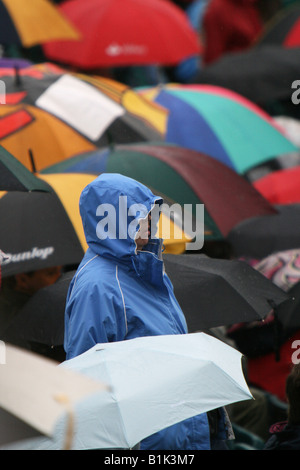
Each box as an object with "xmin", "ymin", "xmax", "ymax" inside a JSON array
[{"xmin": 64, "ymin": 173, "xmax": 211, "ymax": 450}]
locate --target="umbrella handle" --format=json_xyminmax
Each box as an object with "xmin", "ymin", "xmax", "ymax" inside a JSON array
[{"xmin": 53, "ymin": 394, "xmax": 75, "ymax": 450}]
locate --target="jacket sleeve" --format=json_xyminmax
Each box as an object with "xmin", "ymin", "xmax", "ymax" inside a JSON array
[{"xmin": 64, "ymin": 274, "xmax": 127, "ymax": 360}]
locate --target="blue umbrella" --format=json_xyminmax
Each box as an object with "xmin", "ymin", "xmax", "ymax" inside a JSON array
[{"xmin": 4, "ymin": 333, "xmax": 252, "ymax": 450}]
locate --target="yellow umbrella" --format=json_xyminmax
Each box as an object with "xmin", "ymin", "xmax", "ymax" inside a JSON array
[
  {"xmin": 0, "ymin": 171, "xmax": 187, "ymax": 279},
  {"xmin": 38, "ymin": 172, "xmax": 189, "ymax": 254},
  {"xmin": 0, "ymin": 0, "xmax": 80, "ymax": 48}
]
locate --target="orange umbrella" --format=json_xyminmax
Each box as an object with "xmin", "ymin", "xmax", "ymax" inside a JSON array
[{"xmin": 0, "ymin": 104, "xmax": 96, "ymax": 172}]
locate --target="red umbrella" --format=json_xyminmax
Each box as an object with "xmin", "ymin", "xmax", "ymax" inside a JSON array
[
  {"xmin": 42, "ymin": 0, "xmax": 201, "ymax": 68},
  {"xmin": 253, "ymin": 166, "xmax": 300, "ymax": 205}
]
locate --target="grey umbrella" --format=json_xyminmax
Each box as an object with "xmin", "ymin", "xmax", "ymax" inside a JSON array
[
  {"xmin": 3, "ymin": 271, "xmax": 76, "ymax": 362},
  {"xmin": 195, "ymin": 46, "xmax": 300, "ymax": 116}
]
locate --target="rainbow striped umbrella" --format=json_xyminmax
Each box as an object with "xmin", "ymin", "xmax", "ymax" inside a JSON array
[{"xmin": 138, "ymin": 84, "xmax": 297, "ymax": 174}]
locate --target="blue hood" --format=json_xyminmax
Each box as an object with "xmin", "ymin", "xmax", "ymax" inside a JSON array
[{"xmin": 79, "ymin": 173, "xmax": 163, "ymax": 262}]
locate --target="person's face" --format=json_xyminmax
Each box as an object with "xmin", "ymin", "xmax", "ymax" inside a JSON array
[
  {"xmin": 135, "ymin": 214, "xmax": 151, "ymax": 250},
  {"xmin": 14, "ymin": 266, "xmax": 62, "ymax": 295}
]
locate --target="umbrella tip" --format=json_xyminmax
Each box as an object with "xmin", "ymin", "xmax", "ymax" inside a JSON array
[
  {"xmin": 14, "ymin": 66, "xmax": 21, "ymax": 86},
  {"xmin": 28, "ymin": 149, "xmax": 37, "ymax": 174},
  {"xmin": 105, "ymin": 130, "xmax": 115, "ymax": 150}
]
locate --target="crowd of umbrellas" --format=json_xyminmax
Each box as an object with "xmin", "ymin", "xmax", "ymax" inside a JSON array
[{"xmin": 1, "ymin": 0, "xmax": 300, "ymax": 451}]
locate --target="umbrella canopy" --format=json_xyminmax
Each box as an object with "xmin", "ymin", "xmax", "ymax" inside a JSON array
[
  {"xmin": 253, "ymin": 166, "xmax": 300, "ymax": 205},
  {"xmin": 0, "ymin": 145, "xmax": 49, "ymax": 191},
  {"xmin": 0, "ymin": 344, "xmax": 106, "ymax": 448},
  {"xmin": 163, "ymin": 254, "xmax": 288, "ymax": 331},
  {"xmin": 0, "ymin": 173, "xmax": 93, "ymax": 277},
  {"xmin": 41, "ymin": 142, "xmax": 277, "ymax": 241},
  {"xmin": 228, "ymin": 204, "xmax": 300, "ymax": 259},
  {"xmin": 195, "ymin": 46, "xmax": 300, "ymax": 115},
  {"xmin": 3, "ymin": 270, "xmax": 76, "ymax": 362},
  {"xmin": 0, "ymin": 63, "xmax": 165, "ymax": 171},
  {"xmin": 0, "ymin": 170, "xmax": 189, "ymax": 278},
  {"xmin": 138, "ymin": 84, "xmax": 296, "ymax": 174},
  {"xmin": 40, "ymin": 172, "xmax": 190, "ymax": 255},
  {"xmin": 0, "ymin": 57, "xmax": 32, "ymax": 69},
  {"xmin": 0, "ymin": 0, "xmax": 80, "ymax": 47},
  {"xmin": 4, "ymin": 252, "xmax": 289, "ymax": 353},
  {"xmin": 274, "ymin": 115, "xmax": 300, "ymax": 148},
  {"xmin": 255, "ymin": 4, "xmax": 300, "ymax": 48},
  {"xmin": 5, "ymin": 333, "xmax": 252, "ymax": 450},
  {"xmin": 0, "ymin": 104, "xmax": 96, "ymax": 172},
  {"xmin": 0, "ymin": 64, "xmax": 166, "ymax": 170},
  {"xmin": 42, "ymin": 0, "xmax": 201, "ymax": 68}
]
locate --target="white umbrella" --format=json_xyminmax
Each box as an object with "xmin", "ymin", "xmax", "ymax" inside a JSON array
[
  {"xmin": 0, "ymin": 344, "xmax": 107, "ymax": 448},
  {"xmin": 3, "ymin": 332, "xmax": 252, "ymax": 450}
]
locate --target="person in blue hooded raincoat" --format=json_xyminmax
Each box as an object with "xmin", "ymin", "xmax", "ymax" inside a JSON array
[{"xmin": 64, "ymin": 173, "xmax": 230, "ymax": 450}]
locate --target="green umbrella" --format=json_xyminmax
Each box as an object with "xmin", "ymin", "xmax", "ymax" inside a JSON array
[{"xmin": 41, "ymin": 143, "xmax": 276, "ymax": 241}]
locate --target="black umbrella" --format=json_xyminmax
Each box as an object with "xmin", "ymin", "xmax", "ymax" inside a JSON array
[
  {"xmin": 0, "ymin": 190, "xmax": 84, "ymax": 277},
  {"xmin": 227, "ymin": 204, "xmax": 300, "ymax": 259},
  {"xmin": 255, "ymin": 4, "xmax": 300, "ymax": 48},
  {"xmin": 227, "ymin": 281, "xmax": 300, "ymax": 362},
  {"xmin": 277, "ymin": 281, "xmax": 300, "ymax": 332},
  {"xmin": 3, "ymin": 271, "xmax": 76, "ymax": 362},
  {"xmin": 196, "ymin": 46, "xmax": 300, "ymax": 116},
  {"xmin": 163, "ymin": 253, "xmax": 288, "ymax": 331},
  {"xmin": 4, "ymin": 255, "xmax": 289, "ymax": 352}
]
